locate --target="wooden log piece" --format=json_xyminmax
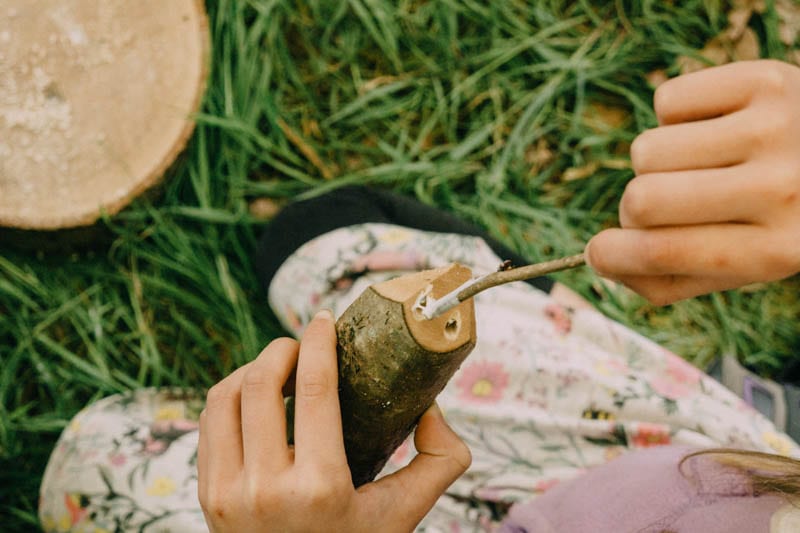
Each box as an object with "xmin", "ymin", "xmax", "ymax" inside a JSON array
[{"xmin": 333, "ymin": 263, "xmax": 477, "ymax": 487}]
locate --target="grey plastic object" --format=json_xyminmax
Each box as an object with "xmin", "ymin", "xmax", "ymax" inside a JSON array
[
  {"xmin": 784, "ymin": 382, "xmax": 800, "ymax": 444},
  {"xmin": 718, "ymin": 355, "xmax": 787, "ymax": 434}
]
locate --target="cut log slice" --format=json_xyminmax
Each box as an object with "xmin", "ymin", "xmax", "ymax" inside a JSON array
[{"xmin": 0, "ymin": 0, "xmax": 209, "ymax": 229}]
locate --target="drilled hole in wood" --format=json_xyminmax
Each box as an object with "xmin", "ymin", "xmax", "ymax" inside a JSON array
[
  {"xmin": 444, "ymin": 311, "xmax": 461, "ymax": 340},
  {"xmin": 411, "ymin": 286, "xmax": 433, "ymax": 321}
]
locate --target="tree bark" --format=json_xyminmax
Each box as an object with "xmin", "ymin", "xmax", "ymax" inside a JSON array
[{"xmin": 334, "ymin": 263, "xmax": 477, "ymax": 487}]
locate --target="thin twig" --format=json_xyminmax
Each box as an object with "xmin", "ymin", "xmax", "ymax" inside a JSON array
[
  {"xmin": 458, "ymin": 253, "xmax": 586, "ymax": 302},
  {"xmin": 419, "ymin": 253, "xmax": 586, "ymax": 319}
]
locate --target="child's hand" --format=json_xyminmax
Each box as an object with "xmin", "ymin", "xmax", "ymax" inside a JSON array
[
  {"xmin": 197, "ymin": 310, "xmax": 471, "ymax": 533},
  {"xmin": 586, "ymin": 60, "xmax": 800, "ymax": 305}
]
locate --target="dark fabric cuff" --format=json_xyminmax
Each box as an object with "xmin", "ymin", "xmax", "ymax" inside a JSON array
[{"xmin": 255, "ymin": 186, "xmax": 554, "ymax": 295}]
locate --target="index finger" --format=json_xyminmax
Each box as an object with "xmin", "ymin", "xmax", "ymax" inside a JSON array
[
  {"xmin": 585, "ymin": 224, "xmax": 768, "ymax": 279},
  {"xmin": 293, "ymin": 309, "xmax": 348, "ymax": 469}
]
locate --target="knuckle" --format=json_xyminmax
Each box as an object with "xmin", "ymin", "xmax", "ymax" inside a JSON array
[
  {"xmin": 747, "ymin": 119, "xmax": 778, "ymax": 154},
  {"xmin": 638, "ymin": 234, "xmax": 672, "ymax": 271},
  {"xmin": 752, "ymin": 111, "xmax": 791, "ymax": 147},
  {"xmin": 300, "ymin": 478, "xmax": 338, "ymax": 508},
  {"xmin": 755, "ymin": 60, "xmax": 789, "ymax": 95},
  {"xmin": 242, "ymin": 365, "xmax": 277, "ymax": 390},
  {"xmin": 760, "ymin": 168, "xmax": 798, "ymax": 208},
  {"xmin": 206, "ymin": 382, "xmax": 235, "ymax": 409},
  {"xmin": 297, "ymin": 371, "xmax": 331, "ymax": 399},
  {"xmin": 203, "ymin": 488, "xmax": 232, "ymax": 519},
  {"xmin": 630, "ymin": 130, "xmax": 654, "ymax": 175},
  {"xmin": 321, "ymin": 462, "xmax": 353, "ymax": 486},
  {"xmin": 243, "ymin": 479, "xmax": 279, "ymax": 515},
  {"xmin": 779, "ymin": 188, "xmax": 799, "ymax": 208},
  {"xmin": 619, "ymin": 179, "xmax": 650, "ymax": 228}
]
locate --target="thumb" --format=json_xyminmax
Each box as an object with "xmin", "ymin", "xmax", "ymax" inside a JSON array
[
  {"xmin": 367, "ymin": 403, "xmax": 471, "ymax": 528},
  {"xmin": 413, "ymin": 403, "xmax": 471, "ymax": 473}
]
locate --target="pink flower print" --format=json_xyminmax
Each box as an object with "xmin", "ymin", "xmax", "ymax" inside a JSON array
[
  {"xmin": 64, "ymin": 493, "xmax": 89, "ymax": 526},
  {"xmin": 284, "ymin": 305, "xmax": 303, "ymax": 333},
  {"xmin": 664, "ymin": 352, "xmax": 702, "ymax": 385},
  {"xmin": 544, "ymin": 303, "xmax": 572, "ymax": 335},
  {"xmin": 478, "ymin": 515, "xmax": 493, "ymax": 529},
  {"xmin": 334, "ymin": 277, "xmax": 354, "ymax": 291},
  {"xmin": 141, "ymin": 419, "xmax": 199, "ymax": 457},
  {"xmin": 631, "ymin": 423, "xmax": 671, "ymax": 448},
  {"xmin": 350, "ymin": 251, "xmax": 426, "ymax": 273},
  {"xmin": 650, "ymin": 353, "xmax": 702, "ymax": 400},
  {"xmin": 594, "ymin": 357, "xmax": 629, "ymax": 377},
  {"xmin": 474, "ymin": 486, "xmax": 503, "ymax": 501},
  {"xmin": 81, "ymin": 450, "xmax": 99, "ymax": 461},
  {"xmin": 556, "ymin": 371, "xmax": 582, "ymax": 387},
  {"xmin": 153, "ymin": 419, "xmax": 199, "ymax": 433},
  {"xmin": 143, "ymin": 438, "xmax": 168, "ymax": 456},
  {"xmin": 534, "ymin": 478, "xmax": 560, "ymax": 494},
  {"xmin": 456, "ymin": 361, "xmax": 510, "ymax": 403},
  {"xmin": 108, "ymin": 452, "xmax": 127, "ymax": 467},
  {"xmin": 606, "ymin": 358, "xmax": 629, "ymax": 374}
]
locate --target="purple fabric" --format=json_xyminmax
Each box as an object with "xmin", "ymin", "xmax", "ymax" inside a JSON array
[{"xmin": 498, "ymin": 445, "xmax": 785, "ymax": 533}]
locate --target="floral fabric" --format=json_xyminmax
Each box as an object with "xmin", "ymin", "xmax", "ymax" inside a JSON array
[
  {"xmin": 40, "ymin": 223, "xmax": 799, "ymax": 532},
  {"xmin": 39, "ymin": 390, "xmax": 207, "ymax": 532}
]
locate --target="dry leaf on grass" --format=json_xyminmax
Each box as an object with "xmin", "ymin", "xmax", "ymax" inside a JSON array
[
  {"xmin": 666, "ymin": 0, "xmax": 783, "ymax": 78},
  {"xmin": 558, "ymin": 158, "xmax": 631, "ymax": 182},
  {"xmin": 725, "ymin": 0, "xmax": 798, "ymax": 46},
  {"xmin": 525, "ymin": 138, "xmax": 554, "ymax": 175},
  {"xmin": 677, "ymin": 27, "xmax": 760, "ymax": 74},
  {"xmin": 776, "ymin": 0, "xmax": 800, "ymax": 46},
  {"xmin": 599, "ymin": 158, "xmax": 632, "ymax": 170},
  {"xmin": 248, "ymin": 197, "xmax": 284, "ymax": 220},
  {"xmin": 735, "ymin": 27, "xmax": 761, "ymax": 60},
  {"xmin": 726, "ymin": 0, "xmax": 765, "ymax": 40},
  {"xmin": 467, "ymin": 89, "xmax": 501, "ymax": 111},
  {"xmin": 301, "ymin": 117, "xmax": 322, "ymax": 139},
  {"xmin": 646, "ymin": 69, "xmax": 669, "ymax": 88},
  {"xmin": 739, "ymin": 282, "xmax": 769, "ymax": 293},
  {"xmin": 418, "ymin": 132, "xmax": 436, "ymax": 152},
  {"xmin": 676, "ymin": 0, "xmax": 798, "ymax": 76},
  {"xmin": 561, "ymin": 161, "xmax": 600, "ymax": 182},
  {"xmin": 581, "ymin": 102, "xmax": 629, "ymax": 133},
  {"xmin": 359, "ymin": 75, "xmax": 402, "ymax": 95},
  {"xmin": 277, "ymin": 117, "xmax": 336, "ymax": 180}
]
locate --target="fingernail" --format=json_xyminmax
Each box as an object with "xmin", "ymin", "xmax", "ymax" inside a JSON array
[{"xmin": 314, "ymin": 308, "xmax": 334, "ymax": 321}]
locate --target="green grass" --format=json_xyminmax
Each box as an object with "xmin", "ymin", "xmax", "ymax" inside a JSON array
[{"xmin": 2, "ymin": 0, "xmax": 798, "ymax": 529}]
